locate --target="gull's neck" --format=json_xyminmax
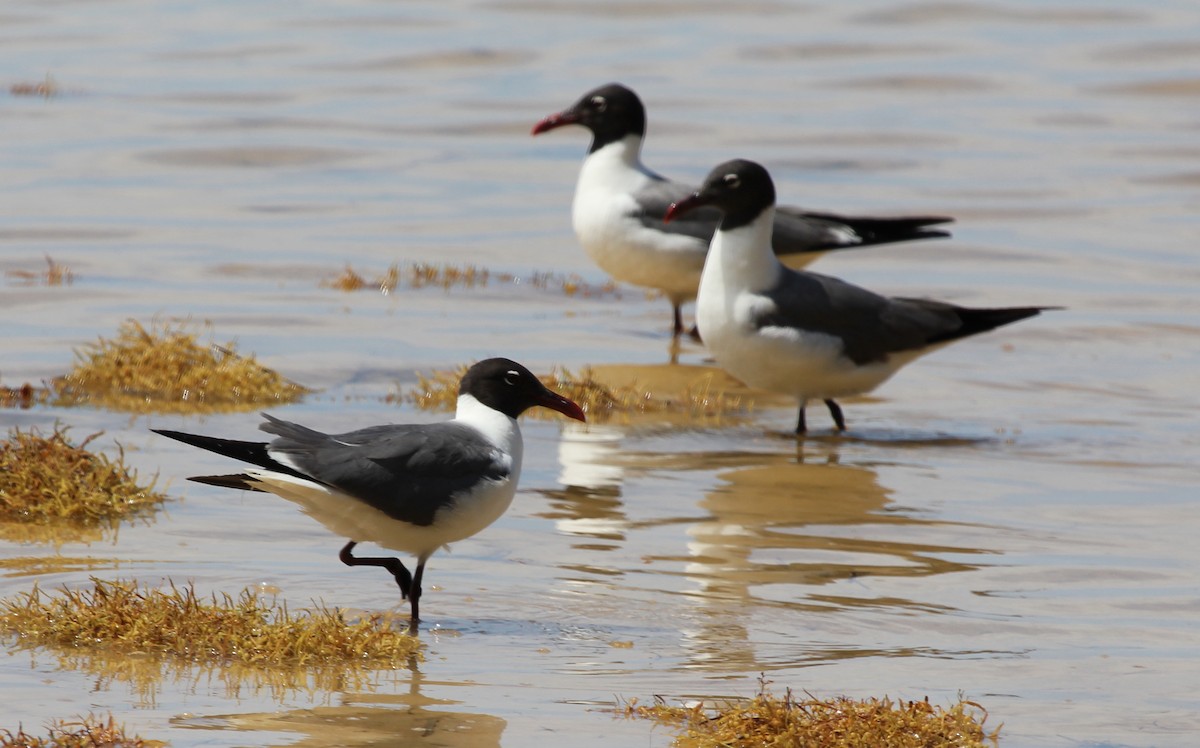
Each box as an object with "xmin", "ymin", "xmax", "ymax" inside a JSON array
[
  {"xmin": 578, "ymin": 134, "xmax": 657, "ymax": 192},
  {"xmin": 454, "ymin": 393, "xmax": 522, "ymax": 457},
  {"xmin": 704, "ymin": 205, "xmax": 782, "ymax": 293}
]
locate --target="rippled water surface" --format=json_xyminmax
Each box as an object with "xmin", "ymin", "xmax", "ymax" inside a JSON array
[{"xmin": 3, "ymin": 1, "xmax": 1199, "ymax": 746}]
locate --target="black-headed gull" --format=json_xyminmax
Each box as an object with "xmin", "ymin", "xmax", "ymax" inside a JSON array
[
  {"xmin": 154, "ymin": 358, "xmax": 586, "ymax": 626},
  {"xmin": 665, "ymin": 159, "xmax": 1054, "ymax": 433},
  {"xmin": 533, "ymin": 83, "xmax": 953, "ymax": 337}
]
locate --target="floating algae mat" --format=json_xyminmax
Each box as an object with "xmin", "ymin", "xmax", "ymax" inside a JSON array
[
  {"xmin": 401, "ymin": 362, "xmax": 755, "ymax": 425},
  {"xmin": 0, "ymin": 555, "xmax": 124, "ymax": 578},
  {"xmin": 0, "ymin": 713, "xmax": 164, "ymax": 748},
  {"xmin": 52, "ymin": 318, "xmax": 309, "ymax": 414},
  {"xmin": 626, "ymin": 683, "xmax": 1000, "ymax": 748},
  {"xmin": 322, "ymin": 261, "xmax": 621, "ymax": 298},
  {"xmin": 3, "ymin": 254, "xmax": 74, "ymax": 286},
  {"xmin": 0, "ymin": 425, "xmax": 166, "ymax": 542},
  {"xmin": 0, "ymin": 382, "xmax": 50, "ymax": 409},
  {"xmin": 0, "ymin": 578, "xmax": 422, "ymax": 690},
  {"xmin": 8, "ymin": 73, "xmax": 62, "ymax": 99}
]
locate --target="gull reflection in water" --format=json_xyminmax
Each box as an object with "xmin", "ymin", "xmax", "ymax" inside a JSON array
[
  {"xmin": 676, "ymin": 450, "xmax": 987, "ymax": 672},
  {"xmin": 188, "ymin": 668, "xmax": 506, "ymax": 747},
  {"xmin": 537, "ymin": 423, "xmax": 630, "ymax": 544},
  {"xmin": 557, "ymin": 423, "xmax": 625, "ymax": 493}
]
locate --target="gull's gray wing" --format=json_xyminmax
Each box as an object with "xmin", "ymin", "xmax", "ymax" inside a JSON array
[
  {"xmin": 770, "ymin": 207, "xmax": 867, "ymax": 252},
  {"xmin": 261, "ymin": 415, "xmax": 508, "ymax": 527},
  {"xmin": 750, "ymin": 271, "xmax": 967, "ymax": 365},
  {"xmin": 773, "ymin": 207, "xmax": 953, "ymax": 254},
  {"xmin": 634, "ymin": 182, "xmax": 951, "ymax": 255},
  {"xmin": 630, "ymin": 175, "xmax": 724, "ymax": 243}
]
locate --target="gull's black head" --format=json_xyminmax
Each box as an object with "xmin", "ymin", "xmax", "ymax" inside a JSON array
[
  {"xmin": 664, "ymin": 159, "xmax": 776, "ymax": 231},
  {"xmin": 531, "ymin": 83, "xmax": 646, "ymax": 153},
  {"xmin": 460, "ymin": 358, "xmax": 586, "ymax": 422}
]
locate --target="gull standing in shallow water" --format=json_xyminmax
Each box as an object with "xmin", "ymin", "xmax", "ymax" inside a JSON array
[
  {"xmin": 532, "ymin": 83, "xmax": 954, "ymax": 337},
  {"xmin": 665, "ymin": 159, "xmax": 1056, "ymax": 434},
  {"xmin": 154, "ymin": 358, "xmax": 586, "ymax": 628}
]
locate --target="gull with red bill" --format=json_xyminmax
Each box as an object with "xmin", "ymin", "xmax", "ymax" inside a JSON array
[
  {"xmin": 154, "ymin": 358, "xmax": 586, "ymax": 627},
  {"xmin": 666, "ymin": 159, "xmax": 1057, "ymax": 434},
  {"xmin": 533, "ymin": 83, "xmax": 954, "ymax": 337}
]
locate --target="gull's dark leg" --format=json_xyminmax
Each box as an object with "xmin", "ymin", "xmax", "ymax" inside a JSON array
[
  {"xmin": 825, "ymin": 399, "xmax": 846, "ymax": 432},
  {"xmin": 339, "ymin": 541, "xmax": 413, "ymax": 600},
  {"xmin": 687, "ymin": 324, "xmax": 702, "ymax": 342},
  {"xmin": 672, "ymin": 304, "xmax": 685, "ymax": 338},
  {"xmin": 407, "ymin": 555, "xmax": 430, "ymax": 627},
  {"xmin": 795, "ymin": 402, "xmax": 808, "ymax": 435}
]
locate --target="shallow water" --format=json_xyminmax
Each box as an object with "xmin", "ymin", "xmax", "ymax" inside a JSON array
[{"xmin": 3, "ymin": 1, "xmax": 1199, "ymax": 745}]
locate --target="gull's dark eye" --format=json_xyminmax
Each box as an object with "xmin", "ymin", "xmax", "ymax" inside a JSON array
[
  {"xmin": 503, "ymin": 371, "xmax": 521, "ymax": 386},
  {"xmin": 589, "ymin": 95, "xmax": 607, "ymax": 112},
  {"xmin": 723, "ymin": 173, "xmax": 741, "ymax": 189}
]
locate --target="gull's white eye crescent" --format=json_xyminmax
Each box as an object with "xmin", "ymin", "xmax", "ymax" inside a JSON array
[
  {"xmin": 723, "ymin": 173, "xmax": 741, "ymax": 189},
  {"xmin": 589, "ymin": 95, "xmax": 607, "ymax": 112},
  {"xmin": 503, "ymin": 371, "xmax": 521, "ymax": 386}
]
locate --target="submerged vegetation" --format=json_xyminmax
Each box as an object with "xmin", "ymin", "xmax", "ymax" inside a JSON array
[
  {"xmin": 0, "ymin": 713, "xmax": 163, "ymax": 748},
  {"xmin": 8, "ymin": 74, "xmax": 59, "ymax": 99},
  {"xmin": 322, "ymin": 261, "xmax": 621, "ymax": 298},
  {"xmin": 0, "ymin": 555, "xmax": 121, "ymax": 578},
  {"xmin": 4, "ymin": 255, "xmax": 73, "ymax": 286},
  {"xmin": 401, "ymin": 364, "xmax": 752, "ymax": 423},
  {"xmin": 626, "ymin": 682, "xmax": 1000, "ymax": 747},
  {"xmin": 21, "ymin": 644, "xmax": 415, "ymax": 704},
  {"xmin": 0, "ymin": 578, "xmax": 422, "ymax": 671},
  {"xmin": 51, "ymin": 318, "xmax": 309, "ymax": 414},
  {"xmin": 0, "ymin": 425, "xmax": 166, "ymax": 529},
  {"xmin": 0, "ymin": 383, "xmax": 50, "ymax": 409}
]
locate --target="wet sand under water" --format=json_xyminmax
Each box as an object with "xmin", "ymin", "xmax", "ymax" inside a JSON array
[{"xmin": 3, "ymin": 1, "xmax": 1200, "ymax": 746}]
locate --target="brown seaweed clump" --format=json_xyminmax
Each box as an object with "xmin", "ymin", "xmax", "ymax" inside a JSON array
[
  {"xmin": 322, "ymin": 262, "xmax": 621, "ymax": 298},
  {"xmin": 0, "ymin": 713, "xmax": 164, "ymax": 748},
  {"xmin": 400, "ymin": 262, "xmax": 495, "ymax": 291},
  {"xmin": 0, "ymin": 578, "xmax": 422, "ymax": 669},
  {"xmin": 4, "ymin": 255, "xmax": 73, "ymax": 286},
  {"xmin": 1, "ymin": 383, "xmax": 51, "ymax": 410},
  {"xmin": 626, "ymin": 682, "xmax": 1000, "ymax": 748},
  {"xmin": 321, "ymin": 264, "xmax": 370, "ymax": 291},
  {"xmin": 0, "ymin": 425, "xmax": 166, "ymax": 527},
  {"xmin": 52, "ymin": 319, "xmax": 309, "ymax": 414},
  {"xmin": 9, "ymin": 74, "xmax": 59, "ymax": 99},
  {"xmin": 399, "ymin": 364, "xmax": 471, "ymax": 412},
  {"xmin": 321, "ymin": 262, "xmax": 498, "ymax": 293},
  {"xmin": 400, "ymin": 364, "xmax": 750, "ymax": 423}
]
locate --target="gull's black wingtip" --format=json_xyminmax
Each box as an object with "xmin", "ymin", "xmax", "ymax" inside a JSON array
[
  {"xmin": 189, "ymin": 473, "xmax": 264, "ymax": 492},
  {"xmin": 149, "ymin": 427, "xmax": 288, "ymax": 475}
]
